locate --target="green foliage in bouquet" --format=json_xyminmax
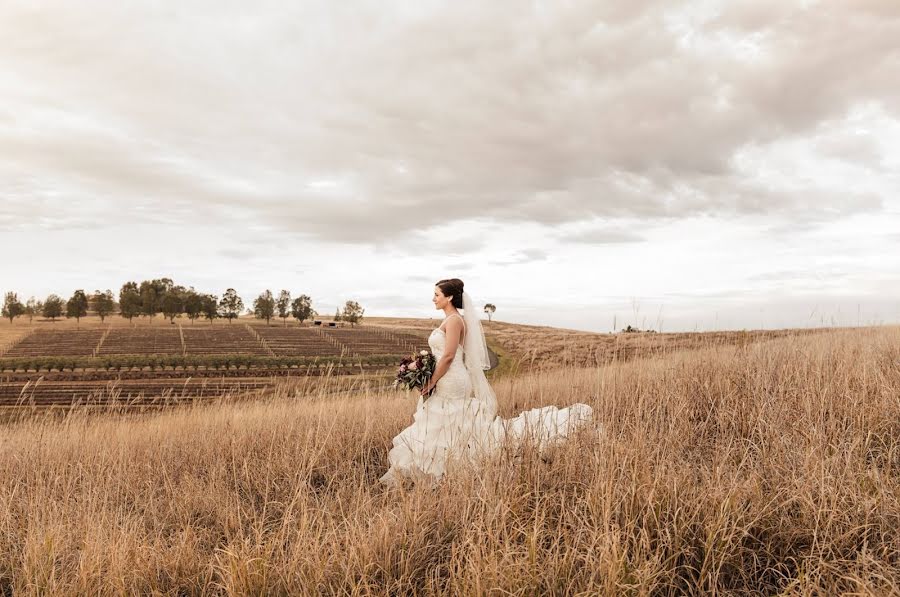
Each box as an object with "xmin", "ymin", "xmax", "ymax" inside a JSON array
[{"xmin": 393, "ymin": 350, "xmax": 437, "ymax": 399}]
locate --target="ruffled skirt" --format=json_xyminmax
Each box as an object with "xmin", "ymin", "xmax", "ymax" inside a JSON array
[{"xmin": 379, "ymin": 362, "xmax": 594, "ymax": 486}]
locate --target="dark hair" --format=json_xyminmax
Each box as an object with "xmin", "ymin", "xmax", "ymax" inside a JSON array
[{"xmin": 435, "ymin": 278, "xmax": 464, "ymax": 309}]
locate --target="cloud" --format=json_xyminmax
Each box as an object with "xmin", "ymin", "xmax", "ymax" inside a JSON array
[
  {"xmin": 2, "ymin": 0, "xmax": 900, "ymax": 334},
  {"xmin": 405, "ymin": 274, "xmax": 434, "ymax": 284},
  {"xmin": 815, "ymin": 131, "xmax": 885, "ymax": 168},
  {"xmin": 561, "ymin": 227, "xmax": 644, "ymax": 245},
  {"xmin": 0, "ymin": 0, "xmax": 897, "ymax": 246},
  {"xmin": 444, "ymin": 262, "xmax": 474, "ymax": 270},
  {"xmin": 494, "ymin": 248, "xmax": 549, "ymax": 265}
]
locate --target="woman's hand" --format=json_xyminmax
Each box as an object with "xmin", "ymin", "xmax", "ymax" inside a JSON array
[{"xmin": 420, "ymin": 382, "xmax": 436, "ymax": 397}]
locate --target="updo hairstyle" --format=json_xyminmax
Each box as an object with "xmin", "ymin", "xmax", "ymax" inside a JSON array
[{"xmin": 436, "ymin": 278, "xmax": 464, "ymax": 309}]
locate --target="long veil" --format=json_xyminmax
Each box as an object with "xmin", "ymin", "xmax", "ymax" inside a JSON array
[{"xmin": 461, "ymin": 291, "xmax": 498, "ymax": 419}]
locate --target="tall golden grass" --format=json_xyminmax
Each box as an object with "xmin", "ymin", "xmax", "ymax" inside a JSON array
[{"xmin": 0, "ymin": 327, "xmax": 898, "ymax": 595}]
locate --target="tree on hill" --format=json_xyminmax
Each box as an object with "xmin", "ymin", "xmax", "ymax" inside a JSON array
[
  {"xmin": 341, "ymin": 300, "xmax": 364, "ymax": 327},
  {"xmin": 183, "ymin": 289, "xmax": 204, "ymax": 324},
  {"xmin": 119, "ymin": 282, "xmax": 142, "ymax": 324},
  {"xmin": 139, "ymin": 278, "xmax": 174, "ymax": 324},
  {"xmin": 290, "ymin": 294, "xmax": 313, "ymax": 324},
  {"xmin": 138, "ymin": 281, "xmax": 157, "ymax": 322},
  {"xmin": 218, "ymin": 288, "xmax": 243, "ymax": 323},
  {"xmin": 253, "ymin": 290, "xmax": 276, "ymax": 325},
  {"xmin": 276, "ymin": 290, "xmax": 291, "ymax": 326},
  {"xmin": 24, "ymin": 296, "xmax": 38, "ymax": 323},
  {"xmin": 201, "ymin": 294, "xmax": 219, "ymax": 324},
  {"xmin": 161, "ymin": 285, "xmax": 187, "ymax": 323},
  {"xmin": 2, "ymin": 292, "xmax": 24, "ymax": 324},
  {"xmin": 66, "ymin": 289, "xmax": 89, "ymax": 325},
  {"xmin": 484, "ymin": 303, "xmax": 496, "ymax": 322},
  {"xmin": 42, "ymin": 294, "xmax": 65, "ymax": 321},
  {"xmin": 92, "ymin": 290, "xmax": 115, "ymax": 322}
]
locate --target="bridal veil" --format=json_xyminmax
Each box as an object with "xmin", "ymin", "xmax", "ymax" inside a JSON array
[{"xmin": 461, "ymin": 290, "xmax": 498, "ymax": 419}]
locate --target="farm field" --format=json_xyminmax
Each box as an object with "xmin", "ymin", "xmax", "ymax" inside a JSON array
[
  {"xmin": 0, "ymin": 325, "xmax": 897, "ymax": 593},
  {"xmin": 0, "ymin": 367, "xmax": 390, "ymax": 411},
  {"xmin": 0, "ymin": 317, "xmax": 433, "ymax": 408}
]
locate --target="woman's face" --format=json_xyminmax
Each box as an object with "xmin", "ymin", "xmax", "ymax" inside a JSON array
[{"xmin": 433, "ymin": 286, "xmax": 450, "ymax": 309}]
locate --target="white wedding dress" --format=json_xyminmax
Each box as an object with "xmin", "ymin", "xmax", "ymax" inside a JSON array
[{"xmin": 379, "ymin": 313, "xmax": 594, "ymax": 487}]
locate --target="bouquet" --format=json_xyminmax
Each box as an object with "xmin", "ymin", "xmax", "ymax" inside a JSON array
[{"xmin": 393, "ymin": 349, "xmax": 437, "ymax": 399}]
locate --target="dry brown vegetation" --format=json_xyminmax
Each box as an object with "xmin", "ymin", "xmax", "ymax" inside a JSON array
[
  {"xmin": 373, "ymin": 316, "xmax": 829, "ymax": 373},
  {"xmin": 0, "ymin": 326, "xmax": 898, "ymax": 594},
  {"xmin": 0, "ymin": 325, "xmax": 31, "ymax": 357}
]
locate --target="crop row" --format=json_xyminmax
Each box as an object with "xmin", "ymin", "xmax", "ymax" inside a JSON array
[
  {"xmin": 0, "ymin": 353, "xmax": 403, "ymax": 373},
  {"xmin": 1, "ymin": 380, "xmax": 274, "ymax": 406},
  {"xmin": 0, "ymin": 365, "xmax": 394, "ymax": 384}
]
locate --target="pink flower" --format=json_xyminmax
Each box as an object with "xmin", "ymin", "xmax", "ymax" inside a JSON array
[{"xmin": 409, "ymin": 362, "xmax": 418, "ymax": 370}]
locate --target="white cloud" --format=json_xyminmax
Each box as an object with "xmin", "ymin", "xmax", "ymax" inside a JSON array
[{"xmin": 0, "ymin": 0, "xmax": 898, "ymax": 331}]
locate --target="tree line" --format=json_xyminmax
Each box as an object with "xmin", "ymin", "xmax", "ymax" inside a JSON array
[
  {"xmin": 3, "ymin": 282, "xmax": 498, "ymax": 327},
  {"xmin": 2, "ymin": 279, "xmax": 370, "ymax": 327}
]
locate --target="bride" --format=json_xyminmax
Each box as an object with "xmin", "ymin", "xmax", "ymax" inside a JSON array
[{"xmin": 379, "ymin": 278, "xmax": 594, "ymax": 487}]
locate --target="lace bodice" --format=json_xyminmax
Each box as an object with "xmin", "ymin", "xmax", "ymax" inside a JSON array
[
  {"xmin": 427, "ymin": 316, "xmax": 470, "ymax": 400},
  {"xmin": 428, "ymin": 314, "xmax": 466, "ymax": 362},
  {"xmin": 428, "ymin": 327, "xmax": 465, "ymax": 361}
]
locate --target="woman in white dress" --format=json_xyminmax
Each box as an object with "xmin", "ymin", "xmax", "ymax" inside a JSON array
[{"xmin": 379, "ymin": 278, "xmax": 594, "ymax": 487}]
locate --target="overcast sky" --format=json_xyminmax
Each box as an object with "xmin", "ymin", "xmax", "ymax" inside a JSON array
[{"xmin": 2, "ymin": 0, "xmax": 899, "ymax": 332}]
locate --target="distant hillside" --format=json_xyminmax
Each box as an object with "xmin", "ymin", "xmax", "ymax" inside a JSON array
[
  {"xmin": 1, "ymin": 313, "xmax": 842, "ymax": 375},
  {"xmin": 364, "ymin": 316, "xmax": 833, "ymax": 373}
]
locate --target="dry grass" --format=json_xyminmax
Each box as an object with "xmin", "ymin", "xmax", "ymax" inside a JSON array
[
  {"xmin": 478, "ymin": 322, "xmax": 827, "ymax": 370},
  {"xmin": 0, "ymin": 325, "xmax": 32, "ymax": 357},
  {"xmin": 368, "ymin": 317, "xmax": 830, "ymax": 373},
  {"xmin": 0, "ymin": 326, "xmax": 898, "ymax": 595}
]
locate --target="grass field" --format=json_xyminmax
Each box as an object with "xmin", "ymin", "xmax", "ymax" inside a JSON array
[
  {"xmin": 0, "ymin": 324, "xmax": 31, "ymax": 357},
  {"xmin": 0, "ymin": 324, "xmax": 897, "ymax": 594}
]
